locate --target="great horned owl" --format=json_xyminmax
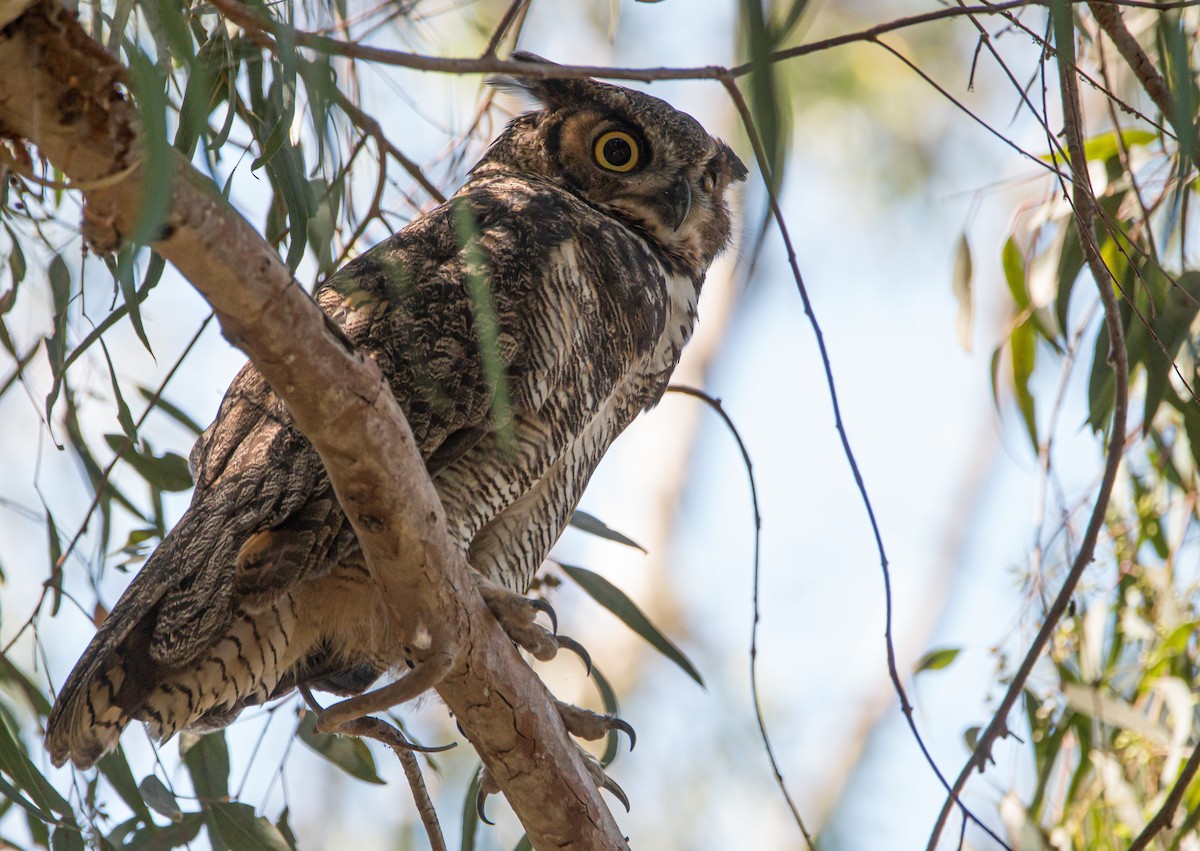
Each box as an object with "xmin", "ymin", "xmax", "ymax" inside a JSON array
[{"xmin": 46, "ymin": 53, "xmax": 747, "ymax": 769}]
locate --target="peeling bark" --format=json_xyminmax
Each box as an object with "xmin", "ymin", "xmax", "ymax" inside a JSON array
[{"xmin": 0, "ymin": 2, "xmax": 625, "ymax": 847}]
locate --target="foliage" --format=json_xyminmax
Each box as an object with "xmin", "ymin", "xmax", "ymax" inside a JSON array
[{"xmin": 3, "ymin": 0, "xmax": 1200, "ymax": 849}]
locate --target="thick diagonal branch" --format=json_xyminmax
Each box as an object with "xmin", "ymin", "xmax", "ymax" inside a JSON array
[{"xmin": 0, "ymin": 3, "xmax": 624, "ymax": 848}]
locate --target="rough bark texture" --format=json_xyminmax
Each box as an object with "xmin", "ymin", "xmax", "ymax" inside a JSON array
[{"xmin": 0, "ymin": 2, "xmax": 625, "ymax": 847}]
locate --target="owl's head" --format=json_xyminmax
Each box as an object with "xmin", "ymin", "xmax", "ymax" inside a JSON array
[{"xmin": 482, "ymin": 53, "xmax": 748, "ymax": 278}]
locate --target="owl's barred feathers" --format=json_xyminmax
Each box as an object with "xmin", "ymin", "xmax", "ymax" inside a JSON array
[{"xmin": 46, "ymin": 55, "xmax": 746, "ymax": 769}]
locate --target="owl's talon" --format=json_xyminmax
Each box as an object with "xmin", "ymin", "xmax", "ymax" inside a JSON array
[
  {"xmin": 476, "ymin": 786, "xmax": 495, "ymax": 826},
  {"xmin": 555, "ymin": 701, "xmax": 635, "ymax": 752},
  {"xmin": 555, "ymin": 635, "xmax": 592, "ymax": 676},
  {"xmin": 476, "ymin": 766, "xmax": 501, "ymax": 825},
  {"xmin": 530, "ymin": 597, "xmax": 558, "ymax": 635},
  {"xmin": 600, "ymin": 773, "xmax": 630, "ymax": 813},
  {"xmin": 576, "ymin": 747, "xmax": 631, "ymax": 812},
  {"xmin": 475, "ymin": 577, "xmax": 559, "ymax": 661}
]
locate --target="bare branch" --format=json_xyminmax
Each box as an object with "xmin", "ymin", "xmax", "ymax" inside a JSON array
[
  {"xmin": 0, "ymin": 3, "xmax": 625, "ymax": 847},
  {"xmin": 716, "ymin": 73, "xmax": 1009, "ymax": 849},
  {"xmin": 1129, "ymin": 739, "xmax": 1200, "ymax": 850},
  {"xmin": 926, "ymin": 2, "xmax": 1130, "ymax": 846}
]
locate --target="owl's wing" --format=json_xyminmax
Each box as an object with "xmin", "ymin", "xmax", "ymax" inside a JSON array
[{"xmin": 46, "ymin": 177, "xmax": 671, "ymax": 768}]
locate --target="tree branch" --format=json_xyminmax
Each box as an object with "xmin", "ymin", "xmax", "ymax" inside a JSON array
[
  {"xmin": 925, "ymin": 2, "xmax": 1130, "ymax": 846},
  {"xmin": 0, "ymin": 3, "xmax": 624, "ymax": 848}
]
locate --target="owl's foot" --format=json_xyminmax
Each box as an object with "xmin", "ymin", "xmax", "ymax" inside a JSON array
[
  {"xmin": 475, "ymin": 743, "xmax": 630, "ymax": 825},
  {"xmin": 555, "ymin": 701, "xmax": 636, "ymax": 751},
  {"xmin": 474, "ymin": 576, "xmax": 593, "ymax": 670}
]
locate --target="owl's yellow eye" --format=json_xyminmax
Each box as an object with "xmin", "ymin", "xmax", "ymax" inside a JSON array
[{"xmin": 593, "ymin": 131, "xmax": 640, "ymax": 173}]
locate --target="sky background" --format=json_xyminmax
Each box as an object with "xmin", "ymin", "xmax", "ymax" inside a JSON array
[{"xmin": 0, "ymin": 1, "xmax": 1122, "ymax": 849}]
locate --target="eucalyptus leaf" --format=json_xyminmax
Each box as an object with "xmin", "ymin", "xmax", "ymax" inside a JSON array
[
  {"xmin": 568, "ymin": 511, "xmax": 647, "ymax": 552},
  {"xmin": 296, "ymin": 712, "xmax": 384, "ymax": 785},
  {"xmin": 561, "ymin": 563, "xmax": 703, "ymax": 687},
  {"xmin": 207, "ymin": 802, "xmax": 291, "ymax": 851}
]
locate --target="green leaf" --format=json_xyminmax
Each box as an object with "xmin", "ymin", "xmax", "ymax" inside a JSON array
[
  {"xmin": 0, "ymin": 774, "xmax": 58, "ymax": 826},
  {"xmin": 180, "ymin": 731, "xmax": 229, "ymax": 801},
  {"xmin": 914, "ymin": 647, "xmax": 961, "ymax": 674},
  {"xmin": 207, "ymin": 802, "xmax": 291, "ymax": 851},
  {"xmin": 43, "ymin": 505, "xmax": 63, "ymax": 615},
  {"xmin": 1054, "ymin": 219, "xmax": 1084, "ymax": 336},
  {"xmin": 561, "ymin": 563, "xmax": 703, "ymax": 687},
  {"xmin": 1010, "ymin": 320, "xmax": 1038, "ymax": 450},
  {"xmin": 296, "ymin": 712, "xmax": 384, "ymax": 785},
  {"xmin": 1002, "ymin": 236, "xmax": 1028, "ymax": 310},
  {"xmin": 43, "ymin": 253, "xmax": 72, "ymax": 423},
  {"xmin": 591, "ymin": 666, "xmax": 621, "ymax": 768},
  {"xmin": 460, "ymin": 765, "xmax": 484, "ymax": 851},
  {"xmin": 964, "ymin": 725, "xmax": 981, "ymax": 752},
  {"xmin": 116, "ymin": 249, "xmax": 155, "ymax": 357},
  {"xmin": 275, "ymin": 808, "xmax": 298, "ymax": 851},
  {"xmin": 0, "ymin": 656, "xmax": 51, "ymax": 716},
  {"xmin": 1038, "ymin": 128, "xmax": 1158, "ymax": 164},
  {"xmin": 455, "ymin": 202, "xmax": 515, "ymax": 453},
  {"xmin": 104, "ymin": 435, "xmax": 194, "ymax": 492},
  {"xmin": 120, "ymin": 813, "xmax": 205, "ymax": 850},
  {"xmin": 137, "ymin": 386, "xmax": 205, "ymax": 436},
  {"xmin": 568, "ymin": 511, "xmax": 647, "ymax": 552},
  {"xmin": 99, "ymin": 339, "xmax": 138, "ymax": 443},
  {"xmin": 0, "ymin": 712, "xmax": 73, "ymax": 819},
  {"xmin": 1086, "ymin": 319, "xmax": 1115, "ymax": 434},
  {"xmin": 511, "ymin": 836, "xmax": 533, "ymax": 851},
  {"xmin": 952, "ymin": 232, "xmax": 973, "ymax": 352},
  {"xmin": 50, "ymin": 826, "xmax": 85, "ymax": 851},
  {"xmin": 97, "ymin": 746, "xmax": 152, "ymax": 823},
  {"xmin": 127, "ymin": 49, "xmax": 174, "ymax": 247},
  {"xmin": 139, "ymin": 775, "xmax": 183, "ymax": 823}
]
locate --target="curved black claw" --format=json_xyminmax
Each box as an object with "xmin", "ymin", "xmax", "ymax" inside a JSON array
[
  {"xmin": 475, "ymin": 786, "xmax": 495, "ymax": 826},
  {"xmin": 530, "ymin": 597, "xmax": 558, "ymax": 635},
  {"xmin": 600, "ymin": 773, "xmax": 630, "ymax": 813},
  {"xmin": 610, "ymin": 716, "xmax": 636, "ymax": 752},
  {"xmin": 556, "ymin": 635, "xmax": 592, "ymax": 676}
]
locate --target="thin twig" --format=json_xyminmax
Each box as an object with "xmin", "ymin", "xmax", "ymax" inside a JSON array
[
  {"xmin": 926, "ymin": 2, "xmax": 1130, "ymax": 845},
  {"xmin": 1128, "ymin": 739, "xmax": 1200, "ymax": 850},
  {"xmin": 665, "ymin": 385, "xmax": 814, "ymax": 850},
  {"xmin": 481, "ymin": 0, "xmax": 527, "ymax": 58},
  {"xmin": 4, "ymin": 313, "xmax": 215, "ymax": 658},
  {"xmin": 300, "ymin": 687, "xmax": 450, "ymax": 851},
  {"xmin": 1087, "ymin": 0, "xmax": 1200, "ymax": 171},
  {"xmin": 716, "ymin": 74, "xmax": 1009, "ymax": 849},
  {"xmin": 208, "ymin": 1, "xmax": 1197, "ymax": 87}
]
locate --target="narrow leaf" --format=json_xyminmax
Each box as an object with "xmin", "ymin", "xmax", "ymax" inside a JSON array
[
  {"xmin": 0, "ymin": 713, "xmax": 73, "ymax": 818},
  {"xmin": 561, "ymin": 563, "xmax": 703, "ymax": 687},
  {"xmin": 568, "ymin": 511, "xmax": 647, "ymax": 552},
  {"xmin": 1010, "ymin": 321, "xmax": 1038, "ymax": 450},
  {"xmin": 952, "ymin": 232, "xmax": 973, "ymax": 352},
  {"xmin": 99, "ymin": 339, "xmax": 138, "ymax": 442},
  {"xmin": 137, "ymin": 387, "xmax": 204, "ymax": 436},
  {"xmin": 591, "ymin": 665, "xmax": 621, "ymax": 767},
  {"xmin": 97, "ymin": 747, "xmax": 152, "ymax": 822},
  {"xmin": 915, "ymin": 647, "xmax": 961, "ymax": 674},
  {"xmin": 460, "ymin": 766, "xmax": 483, "ymax": 851}
]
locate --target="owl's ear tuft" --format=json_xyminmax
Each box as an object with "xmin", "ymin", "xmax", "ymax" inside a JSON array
[{"xmin": 489, "ymin": 52, "xmax": 579, "ymax": 108}]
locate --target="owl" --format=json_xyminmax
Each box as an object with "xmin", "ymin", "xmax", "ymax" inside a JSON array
[{"xmin": 45, "ymin": 52, "xmax": 747, "ymax": 769}]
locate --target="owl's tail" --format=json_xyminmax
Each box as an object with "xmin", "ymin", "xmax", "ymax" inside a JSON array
[{"xmin": 45, "ymin": 593, "xmax": 308, "ymax": 769}]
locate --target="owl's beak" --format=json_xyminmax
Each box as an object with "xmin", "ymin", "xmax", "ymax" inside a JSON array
[{"xmin": 663, "ymin": 179, "xmax": 692, "ymax": 231}]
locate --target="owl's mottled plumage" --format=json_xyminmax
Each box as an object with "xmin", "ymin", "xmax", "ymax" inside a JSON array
[{"xmin": 46, "ymin": 55, "xmax": 747, "ymax": 769}]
